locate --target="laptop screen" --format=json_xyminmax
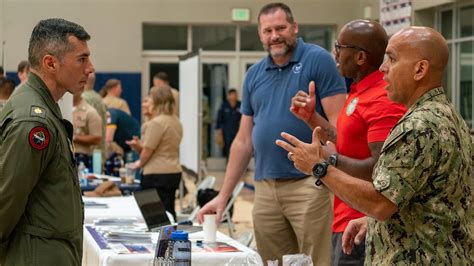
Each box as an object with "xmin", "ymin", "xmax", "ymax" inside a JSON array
[{"xmin": 133, "ymin": 189, "xmax": 171, "ymax": 231}]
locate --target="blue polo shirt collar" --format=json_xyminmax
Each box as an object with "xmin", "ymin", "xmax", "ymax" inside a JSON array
[{"xmin": 264, "ymin": 38, "xmax": 305, "ymax": 70}]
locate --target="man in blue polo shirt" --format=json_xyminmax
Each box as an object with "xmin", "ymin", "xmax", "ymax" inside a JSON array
[{"xmin": 198, "ymin": 3, "xmax": 346, "ymax": 264}]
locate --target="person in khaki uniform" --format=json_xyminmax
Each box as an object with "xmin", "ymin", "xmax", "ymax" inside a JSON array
[
  {"xmin": 153, "ymin": 72, "xmax": 179, "ymax": 117},
  {"xmin": 72, "ymin": 90, "xmax": 102, "ymax": 167},
  {"xmin": 0, "ymin": 18, "xmax": 94, "ymax": 265},
  {"xmin": 82, "ymin": 72, "xmax": 107, "ymax": 160},
  {"xmin": 127, "ymin": 84, "xmax": 183, "ymax": 219},
  {"xmin": 102, "ymin": 79, "xmax": 131, "ymax": 115},
  {"xmin": 277, "ymin": 27, "xmax": 473, "ymax": 264}
]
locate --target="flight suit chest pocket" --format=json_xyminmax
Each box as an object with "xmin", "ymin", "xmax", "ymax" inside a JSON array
[{"xmin": 56, "ymin": 143, "xmax": 75, "ymax": 179}]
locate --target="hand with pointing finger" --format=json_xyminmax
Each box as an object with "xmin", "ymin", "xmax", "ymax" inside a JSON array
[{"xmin": 290, "ymin": 81, "xmax": 317, "ymax": 124}]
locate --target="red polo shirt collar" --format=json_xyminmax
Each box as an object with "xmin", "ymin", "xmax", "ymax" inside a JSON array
[{"xmin": 349, "ymin": 70, "xmax": 385, "ymax": 95}]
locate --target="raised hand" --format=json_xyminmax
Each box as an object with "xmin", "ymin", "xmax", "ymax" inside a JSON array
[
  {"xmin": 275, "ymin": 126, "xmax": 325, "ymax": 174},
  {"xmin": 290, "ymin": 81, "xmax": 317, "ymax": 124}
]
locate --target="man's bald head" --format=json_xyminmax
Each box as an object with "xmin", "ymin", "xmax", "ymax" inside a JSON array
[
  {"xmin": 339, "ymin": 20, "xmax": 388, "ymax": 67},
  {"xmin": 390, "ymin": 27, "xmax": 449, "ymax": 74},
  {"xmin": 380, "ymin": 27, "xmax": 449, "ymax": 107}
]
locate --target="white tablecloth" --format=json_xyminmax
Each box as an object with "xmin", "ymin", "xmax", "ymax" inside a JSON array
[
  {"xmin": 82, "ymin": 196, "xmax": 263, "ymax": 265},
  {"xmin": 83, "ymin": 196, "xmax": 145, "ymax": 224},
  {"xmin": 83, "ymin": 227, "xmax": 262, "ymax": 266}
]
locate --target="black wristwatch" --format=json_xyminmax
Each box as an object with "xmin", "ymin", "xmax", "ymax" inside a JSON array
[
  {"xmin": 312, "ymin": 160, "xmax": 330, "ymax": 186},
  {"xmin": 328, "ymin": 153, "xmax": 338, "ymax": 166}
]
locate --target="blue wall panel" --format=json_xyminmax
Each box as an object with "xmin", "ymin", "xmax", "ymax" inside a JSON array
[{"xmin": 6, "ymin": 71, "xmax": 142, "ymax": 124}]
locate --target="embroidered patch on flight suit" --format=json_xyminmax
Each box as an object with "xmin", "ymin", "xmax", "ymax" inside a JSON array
[
  {"xmin": 30, "ymin": 106, "xmax": 46, "ymax": 119},
  {"xmin": 29, "ymin": 126, "xmax": 50, "ymax": 150}
]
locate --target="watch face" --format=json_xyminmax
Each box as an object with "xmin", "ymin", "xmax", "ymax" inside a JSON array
[
  {"xmin": 314, "ymin": 164, "xmax": 325, "ymax": 176},
  {"xmin": 312, "ymin": 162, "xmax": 328, "ymax": 178}
]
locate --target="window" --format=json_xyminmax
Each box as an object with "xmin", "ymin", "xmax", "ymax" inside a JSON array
[
  {"xmin": 240, "ymin": 25, "xmax": 263, "ymax": 51},
  {"xmin": 192, "ymin": 25, "xmax": 236, "ymax": 51},
  {"xmin": 460, "ymin": 6, "xmax": 473, "ymax": 38},
  {"xmin": 441, "ymin": 10, "xmax": 453, "ymax": 39},
  {"xmin": 142, "ymin": 24, "xmax": 187, "ymax": 50},
  {"xmin": 438, "ymin": 4, "xmax": 474, "ymax": 129},
  {"xmin": 460, "ymin": 40, "xmax": 472, "ymax": 128},
  {"xmin": 298, "ymin": 25, "xmax": 332, "ymax": 51}
]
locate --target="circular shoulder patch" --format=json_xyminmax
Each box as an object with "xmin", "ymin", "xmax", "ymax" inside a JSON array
[{"xmin": 29, "ymin": 126, "xmax": 50, "ymax": 150}]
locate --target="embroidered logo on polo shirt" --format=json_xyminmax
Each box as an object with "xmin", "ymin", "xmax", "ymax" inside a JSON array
[
  {"xmin": 292, "ymin": 63, "xmax": 302, "ymax": 74},
  {"xmin": 346, "ymin": 97, "xmax": 359, "ymax": 116}
]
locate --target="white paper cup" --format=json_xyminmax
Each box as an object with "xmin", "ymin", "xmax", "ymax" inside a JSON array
[{"xmin": 203, "ymin": 214, "xmax": 217, "ymax": 243}]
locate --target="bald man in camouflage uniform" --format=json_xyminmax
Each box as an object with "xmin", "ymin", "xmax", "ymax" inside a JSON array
[{"xmin": 277, "ymin": 26, "xmax": 472, "ymax": 264}]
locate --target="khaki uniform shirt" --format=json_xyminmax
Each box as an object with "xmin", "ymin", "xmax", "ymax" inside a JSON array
[
  {"xmin": 73, "ymin": 99, "xmax": 102, "ymax": 155},
  {"xmin": 0, "ymin": 73, "xmax": 83, "ymax": 265},
  {"xmin": 171, "ymin": 88, "xmax": 179, "ymax": 117},
  {"xmin": 103, "ymin": 95, "xmax": 131, "ymax": 115},
  {"xmin": 141, "ymin": 114, "xmax": 182, "ymax": 175},
  {"xmin": 82, "ymin": 90, "xmax": 107, "ymax": 158},
  {"xmin": 367, "ymin": 88, "xmax": 473, "ymax": 265}
]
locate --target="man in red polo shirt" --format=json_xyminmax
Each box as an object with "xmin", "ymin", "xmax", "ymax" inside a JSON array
[{"xmin": 287, "ymin": 20, "xmax": 406, "ymax": 265}]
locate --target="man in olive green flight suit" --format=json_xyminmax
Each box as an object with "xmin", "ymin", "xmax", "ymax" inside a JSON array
[{"xmin": 0, "ymin": 18, "xmax": 95, "ymax": 265}]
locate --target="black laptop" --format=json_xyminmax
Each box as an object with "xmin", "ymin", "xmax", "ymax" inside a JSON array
[{"xmin": 133, "ymin": 189, "xmax": 202, "ymax": 233}]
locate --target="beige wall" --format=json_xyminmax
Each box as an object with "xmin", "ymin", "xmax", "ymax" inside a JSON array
[{"xmin": 0, "ymin": 0, "xmax": 379, "ymax": 72}]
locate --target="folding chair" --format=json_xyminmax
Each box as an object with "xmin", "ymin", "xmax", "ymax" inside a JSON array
[
  {"xmin": 185, "ymin": 175, "xmax": 216, "ymax": 222},
  {"xmin": 220, "ymin": 181, "xmax": 244, "ymax": 237},
  {"xmin": 237, "ymin": 231, "xmax": 254, "ymax": 247}
]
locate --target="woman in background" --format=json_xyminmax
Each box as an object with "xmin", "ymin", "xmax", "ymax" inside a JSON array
[{"xmin": 127, "ymin": 85, "xmax": 183, "ymax": 219}]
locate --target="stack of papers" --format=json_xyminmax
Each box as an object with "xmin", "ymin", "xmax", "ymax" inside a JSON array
[
  {"xmin": 93, "ymin": 218, "xmax": 138, "ymax": 226},
  {"xmin": 84, "ymin": 201, "xmax": 109, "ymax": 208}
]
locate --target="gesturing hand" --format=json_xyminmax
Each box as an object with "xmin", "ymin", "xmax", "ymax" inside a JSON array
[
  {"xmin": 275, "ymin": 127, "xmax": 325, "ymax": 174},
  {"xmin": 126, "ymin": 136, "xmax": 141, "ymax": 152},
  {"xmin": 290, "ymin": 81, "xmax": 317, "ymax": 124},
  {"xmin": 342, "ymin": 217, "xmax": 368, "ymax": 255}
]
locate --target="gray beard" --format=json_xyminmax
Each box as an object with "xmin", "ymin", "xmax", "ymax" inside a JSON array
[{"xmin": 264, "ymin": 40, "xmax": 296, "ymax": 59}]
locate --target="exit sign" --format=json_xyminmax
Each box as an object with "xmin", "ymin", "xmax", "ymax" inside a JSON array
[{"xmin": 232, "ymin": 8, "xmax": 250, "ymax": 22}]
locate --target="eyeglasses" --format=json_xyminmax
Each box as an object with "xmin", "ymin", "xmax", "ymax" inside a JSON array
[{"xmin": 334, "ymin": 40, "xmax": 369, "ymax": 54}]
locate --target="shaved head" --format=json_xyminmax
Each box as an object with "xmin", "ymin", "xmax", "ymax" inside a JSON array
[
  {"xmin": 340, "ymin": 20, "xmax": 388, "ymax": 67},
  {"xmin": 390, "ymin": 27, "xmax": 449, "ymax": 73},
  {"xmin": 380, "ymin": 26, "xmax": 449, "ymax": 107}
]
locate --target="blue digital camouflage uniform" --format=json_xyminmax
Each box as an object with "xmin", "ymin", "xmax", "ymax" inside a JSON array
[{"xmin": 367, "ymin": 87, "xmax": 473, "ymax": 265}]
